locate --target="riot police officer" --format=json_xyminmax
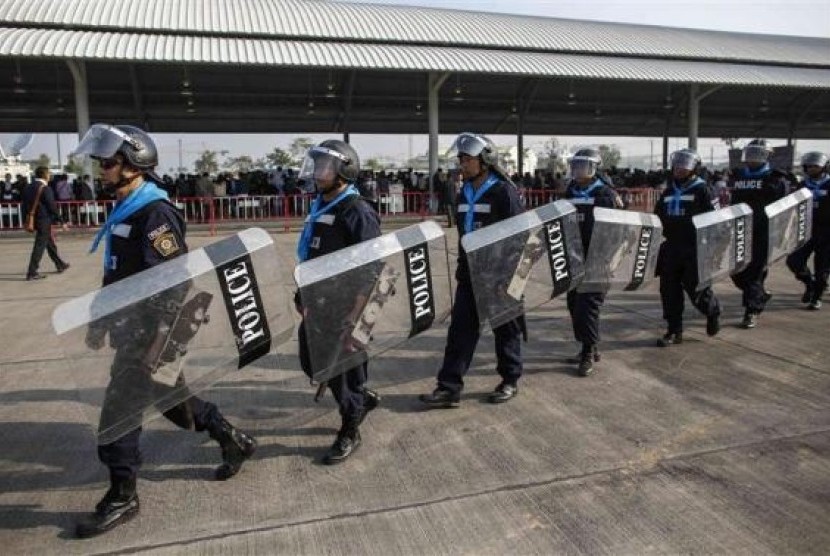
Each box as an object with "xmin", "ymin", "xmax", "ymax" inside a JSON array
[
  {"xmin": 295, "ymin": 139, "xmax": 382, "ymax": 464},
  {"xmin": 654, "ymin": 148, "xmax": 721, "ymax": 346},
  {"xmin": 729, "ymin": 139, "xmax": 789, "ymax": 328},
  {"xmin": 420, "ymin": 132, "xmax": 524, "ymax": 407},
  {"xmin": 786, "ymin": 151, "xmax": 830, "ymax": 310},
  {"xmin": 71, "ymin": 124, "xmax": 256, "ymax": 538},
  {"xmin": 563, "ymin": 148, "xmax": 620, "ymax": 375}
]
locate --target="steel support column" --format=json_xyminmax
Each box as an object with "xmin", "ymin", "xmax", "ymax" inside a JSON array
[{"xmin": 428, "ymin": 72, "xmax": 449, "ymax": 214}]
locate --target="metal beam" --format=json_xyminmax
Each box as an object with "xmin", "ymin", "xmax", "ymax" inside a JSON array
[
  {"xmin": 66, "ymin": 59, "xmax": 90, "ymax": 175},
  {"xmin": 428, "ymin": 72, "xmax": 449, "ymax": 214},
  {"xmin": 128, "ymin": 64, "xmax": 145, "ymax": 127}
]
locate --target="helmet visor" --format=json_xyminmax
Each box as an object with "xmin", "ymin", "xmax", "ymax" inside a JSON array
[
  {"xmin": 801, "ymin": 152, "xmax": 828, "ymax": 168},
  {"xmin": 742, "ymin": 145, "xmax": 770, "ymax": 164},
  {"xmin": 297, "ymin": 146, "xmax": 348, "ymax": 184},
  {"xmin": 670, "ymin": 151, "xmax": 698, "ymax": 171},
  {"xmin": 71, "ymin": 124, "xmax": 132, "ymax": 160},
  {"xmin": 450, "ymin": 132, "xmax": 488, "ymax": 159},
  {"xmin": 568, "ymin": 159, "xmax": 596, "ymax": 179}
]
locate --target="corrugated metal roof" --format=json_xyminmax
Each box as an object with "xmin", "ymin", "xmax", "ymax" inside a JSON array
[
  {"xmin": 0, "ymin": 0, "xmax": 828, "ymax": 68},
  {"xmin": 2, "ymin": 27, "xmax": 829, "ymax": 88}
]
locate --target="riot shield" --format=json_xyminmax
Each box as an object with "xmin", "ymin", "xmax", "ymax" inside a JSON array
[
  {"xmin": 295, "ymin": 221, "xmax": 452, "ymax": 383},
  {"xmin": 461, "ymin": 200, "xmax": 584, "ymax": 329},
  {"xmin": 765, "ymin": 188, "xmax": 813, "ymax": 265},
  {"xmin": 693, "ymin": 203, "xmax": 754, "ymax": 290},
  {"xmin": 52, "ymin": 228, "xmax": 294, "ymax": 444},
  {"xmin": 577, "ymin": 207, "xmax": 663, "ymax": 293}
]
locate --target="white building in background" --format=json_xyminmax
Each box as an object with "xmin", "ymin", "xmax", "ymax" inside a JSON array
[{"xmin": 502, "ymin": 146, "xmax": 538, "ymax": 175}]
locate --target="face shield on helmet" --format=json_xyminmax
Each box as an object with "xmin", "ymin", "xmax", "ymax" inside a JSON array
[
  {"xmin": 71, "ymin": 124, "xmax": 140, "ymax": 161},
  {"xmin": 298, "ymin": 145, "xmax": 351, "ymax": 187},
  {"xmin": 742, "ymin": 142, "xmax": 771, "ymax": 165},
  {"xmin": 450, "ymin": 132, "xmax": 489, "ymax": 160},
  {"xmin": 670, "ymin": 150, "xmax": 700, "ymax": 171},
  {"xmin": 568, "ymin": 149, "xmax": 601, "ymax": 180},
  {"xmin": 801, "ymin": 151, "xmax": 828, "ymax": 173}
]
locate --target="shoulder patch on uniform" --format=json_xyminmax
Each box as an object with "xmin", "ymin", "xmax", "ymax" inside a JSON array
[
  {"xmin": 153, "ymin": 231, "xmax": 180, "ymax": 257},
  {"xmin": 147, "ymin": 223, "xmax": 171, "ymax": 241}
]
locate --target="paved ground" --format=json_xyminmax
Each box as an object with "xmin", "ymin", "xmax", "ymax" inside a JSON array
[{"xmin": 1, "ymin": 223, "xmax": 828, "ymax": 555}]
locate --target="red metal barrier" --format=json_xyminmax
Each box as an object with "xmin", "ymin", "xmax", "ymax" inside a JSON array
[{"xmin": 0, "ymin": 188, "xmax": 662, "ymax": 233}]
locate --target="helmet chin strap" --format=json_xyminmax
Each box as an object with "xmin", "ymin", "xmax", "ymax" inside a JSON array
[{"xmin": 103, "ymin": 170, "xmax": 135, "ymax": 195}]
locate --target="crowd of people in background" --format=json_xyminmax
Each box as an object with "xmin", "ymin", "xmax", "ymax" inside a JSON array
[{"xmin": 0, "ymin": 161, "xmax": 797, "ymax": 223}]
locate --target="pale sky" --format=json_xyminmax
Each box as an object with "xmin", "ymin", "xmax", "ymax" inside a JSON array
[{"xmin": 2, "ymin": 0, "xmax": 828, "ymax": 172}]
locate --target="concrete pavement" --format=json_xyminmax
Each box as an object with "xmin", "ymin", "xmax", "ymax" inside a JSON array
[{"xmin": 0, "ymin": 225, "xmax": 828, "ymax": 555}]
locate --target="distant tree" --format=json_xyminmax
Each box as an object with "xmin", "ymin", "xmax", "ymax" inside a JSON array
[
  {"xmin": 266, "ymin": 147, "xmax": 293, "ymax": 168},
  {"xmin": 721, "ymin": 137, "xmax": 740, "ymax": 149},
  {"xmin": 223, "ymin": 155, "xmax": 254, "ymax": 173},
  {"xmin": 29, "ymin": 153, "xmax": 51, "ymax": 171},
  {"xmin": 194, "ymin": 149, "xmax": 226, "ymax": 174},
  {"xmin": 364, "ymin": 157, "xmax": 384, "ymax": 172},
  {"xmin": 288, "ymin": 137, "xmax": 315, "ymax": 165},
  {"xmin": 597, "ymin": 144, "xmax": 621, "ymax": 168},
  {"xmin": 64, "ymin": 156, "xmax": 85, "ymax": 176},
  {"xmin": 537, "ymin": 137, "xmax": 567, "ymax": 174}
]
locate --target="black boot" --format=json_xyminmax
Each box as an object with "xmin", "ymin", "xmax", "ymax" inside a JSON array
[
  {"xmin": 76, "ymin": 476, "xmax": 139, "ymax": 538},
  {"xmin": 209, "ymin": 418, "xmax": 257, "ymax": 481},
  {"xmin": 577, "ymin": 344, "xmax": 599, "ymax": 377},
  {"xmin": 323, "ymin": 416, "xmax": 361, "ymax": 465},
  {"xmin": 706, "ymin": 311, "xmax": 721, "ymax": 336},
  {"xmin": 802, "ymin": 282, "xmax": 815, "ymax": 304},
  {"xmin": 358, "ymin": 388, "xmax": 381, "ymax": 426},
  {"xmin": 657, "ymin": 331, "xmax": 683, "ymax": 347}
]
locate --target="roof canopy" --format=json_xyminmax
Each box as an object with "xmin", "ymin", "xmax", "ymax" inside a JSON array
[{"xmin": 1, "ymin": 0, "xmax": 828, "ymax": 137}]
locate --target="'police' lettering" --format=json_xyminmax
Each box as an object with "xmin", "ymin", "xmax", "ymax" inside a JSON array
[
  {"xmin": 215, "ymin": 256, "xmax": 271, "ymax": 368},
  {"xmin": 544, "ymin": 219, "xmax": 572, "ymax": 297},
  {"xmin": 625, "ymin": 226, "xmax": 654, "ymax": 290},
  {"xmin": 734, "ymin": 216, "xmax": 746, "ymax": 265},
  {"xmin": 404, "ymin": 244, "xmax": 435, "ymax": 335},
  {"xmin": 797, "ymin": 201, "xmax": 808, "ymax": 243}
]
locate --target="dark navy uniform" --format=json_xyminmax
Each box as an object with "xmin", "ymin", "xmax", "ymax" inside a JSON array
[
  {"xmin": 297, "ymin": 194, "xmax": 382, "ymax": 421},
  {"xmin": 96, "ymin": 193, "xmax": 222, "ymax": 483},
  {"xmin": 786, "ymin": 173, "xmax": 830, "ymax": 304},
  {"xmin": 436, "ymin": 174, "xmax": 524, "ymax": 394},
  {"xmin": 729, "ymin": 166, "xmax": 788, "ymax": 313},
  {"xmin": 654, "ymin": 177, "xmax": 721, "ymax": 334},
  {"xmin": 22, "ymin": 178, "xmax": 69, "ymax": 277},
  {"xmin": 564, "ymin": 178, "xmax": 617, "ymax": 350}
]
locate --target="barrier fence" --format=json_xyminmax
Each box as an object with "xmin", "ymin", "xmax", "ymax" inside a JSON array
[{"xmin": 0, "ymin": 188, "xmax": 659, "ymax": 233}]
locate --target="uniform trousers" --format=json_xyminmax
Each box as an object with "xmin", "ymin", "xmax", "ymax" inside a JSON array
[{"xmin": 436, "ymin": 280, "xmax": 522, "ymax": 394}]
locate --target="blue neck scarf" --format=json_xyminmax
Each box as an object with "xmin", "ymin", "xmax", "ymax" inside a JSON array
[
  {"xmin": 741, "ymin": 163, "xmax": 771, "ymax": 179},
  {"xmin": 296, "ymin": 184, "xmax": 359, "ymax": 262},
  {"xmin": 462, "ymin": 173, "xmax": 499, "ymax": 234},
  {"xmin": 568, "ymin": 178, "xmax": 605, "ymax": 199},
  {"xmin": 668, "ymin": 177, "xmax": 704, "ymax": 215},
  {"xmin": 90, "ymin": 181, "xmax": 169, "ymax": 270},
  {"xmin": 805, "ymin": 175, "xmax": 830, "ymax": 191}
]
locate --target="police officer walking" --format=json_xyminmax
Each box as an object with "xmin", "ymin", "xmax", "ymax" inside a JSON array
[
  {"xmin": 295, "ymin": 140, "xmax": 382, "ymax": 465},
  {"xmin": 654, "ymin": 148, "xmax": 721, "ymax": 346},
  {"xmin": 729, "ymin": 139, "xmax": 789, "ymax": 328},
  {"xmin": 71, "ymin": 124, "xmax": 256, "ymax": 538},
  {"xmin": 562, "ymin": 148, "xmax": 619, "ymax": 375},
  {"xmin": 420, "ymin": 132, "xmax": 524, "ymax": 407},
  {"xmin": 786, "ymin": 151, "xmax": 830, "ymax": 310}
]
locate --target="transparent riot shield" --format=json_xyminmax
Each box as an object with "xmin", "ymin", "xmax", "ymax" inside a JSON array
[
  {"xmin": 461, "ymin": 200, "xmax": 584, "ymax": 329},
  {"xmin": 693, "ymin": 203, "xmax": 754, "ymax": 290},
  {"xmin": 52, "ymin": 228, "xmax": 294, "ymax": 444},
  {"xmin": 295, "ymin": 221, "xmax": 452, "ymax": 383},
  {"xmin": 765, "ymin": 188, "xmax": 813, "ymax": 265},
  {"xmin": 577, "ymin": 208, "xmax": 663, "ymax": 293}
]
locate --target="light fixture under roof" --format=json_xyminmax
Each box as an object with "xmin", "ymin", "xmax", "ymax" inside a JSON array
[{"xmin": 567, "ymin": 92, "xmax": 577, "ymax": 106}]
